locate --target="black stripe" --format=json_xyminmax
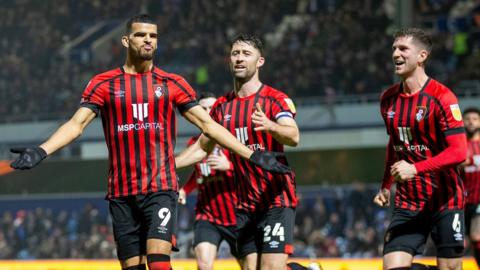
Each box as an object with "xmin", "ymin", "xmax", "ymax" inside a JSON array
[
  {"xmin": 178, "ymin": 100, "xmax": 199, "ymax": 114},
  {"xmin": 414, "ymin": 95, "xmax": 428, "ymax": 202},
  {"xmin": 85, "ymin": 73, "xmax": 123, "ymax": 101},
  {"xmin": 120, "ymin": 75, "xmax": 132, "ymax": 195},
  {"xmin": 397, "ymin": 97, "xmax": 412, "ymax": 207},
  {"xmin": 253, "ymin": 94, "xmax": 273, "ymax": 208},
  {"xmin": 171, "ymin": 78, "xmax": 194, "ymax": 100},
  {"xmin": 130, "ymin": 76, "xmax": 143, "ymax": 194},
  {"xmin": 162, "ymin": 78, "xmax": 172, "ymax": 188},
  {"xmin": 79, "ymin": 102, "xmax": 100, "ymax": 115},
  {"xmin": 405, "ymin": 97, "xmax": 420, "ymax": 209},
  {"xmin": 444, "ymin": 127, "xmax": 465, "ymax": 136},
  {"xmin": 387, "ymin": 96, "xmax": 396, "ymax": 138},
  {"xmin": 420, "ymin": 93, "xmax": 435, "ymax": 152},
  {"xmin": 152, "ymin": 73, "xmax": 162, "ymax": 190},
  {"xmin": 142, "ymin": 75, "xmax": 152, "ymax": 192},
  {"xmin": 233, "ymin": 98, "xmax": 253, "ymax": 207},
  {"xmin": 211, "ymin": 178, "xmax": 224, "ymax": 224},
  {"xmin": 109, "ymin": 79, "xmax": 122, "ymax": 197},
  {"xmin": 422, "ymin": 92, "xmax": 450, "ymax": 130}
]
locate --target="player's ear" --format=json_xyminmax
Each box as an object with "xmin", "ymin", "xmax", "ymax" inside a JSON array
[
  {"xmin": 121, "ymin": 35, "xmax": 130, "ymax": 48},
  {"xmin": 418, "ymin": 49, "xmax": 428, "ymax": 65},
  {"xmin": 257, "ymin": 56, "xmax": 265, "ymax": 68}
]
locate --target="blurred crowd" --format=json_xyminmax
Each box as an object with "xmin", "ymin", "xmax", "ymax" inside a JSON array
[
  {"xmin": 1, "ymin": 0, "xmax": 479, "ymax": 121},
  {"xmin": 0, "ymin": 202, "xmax": 114, "ymax": 259},
  {"xmin": 0, "ymin": 184, "xmax": 389, "ymax": 259}
]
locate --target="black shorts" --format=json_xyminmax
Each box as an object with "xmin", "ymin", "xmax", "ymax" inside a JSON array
[
  {"xmin": 236, "ymin": 207, "xmax": 295, "ymax": 258},
  {"xmin": 383, "ymin": 208, "xmax": 465, "ymax": 258},
  {"xmin": 193, "ymin": 219, "xmax": 238, "ymax": 257},
  {"xmin": 465, "ymin": 203, "xmax": 480, "ymax": 234},
  {"xmin": 108, "ymin": 191, "xmax": 178, "ymax": 260}
]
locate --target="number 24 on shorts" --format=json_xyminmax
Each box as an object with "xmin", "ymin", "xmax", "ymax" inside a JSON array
[{"xmin": 264, "ymin": 222, "xmax": 285, "ymax": 242}]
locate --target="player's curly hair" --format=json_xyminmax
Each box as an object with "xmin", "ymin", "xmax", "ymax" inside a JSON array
[
  {"xmin": 230, "ymin": 33, "xmax": 264, "ymax": 56},
  {"xmin": 125, "ymin": 14, "xmax": 156, "ymax": 34},
  {"xmin": 394, "ymin": 28, "xmax": 433, "ymax": 53}
]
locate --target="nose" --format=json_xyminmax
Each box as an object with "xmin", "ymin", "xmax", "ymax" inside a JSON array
[{"xmin": 392, "ymin": 48, "xmax": 400, "ymax": 59}]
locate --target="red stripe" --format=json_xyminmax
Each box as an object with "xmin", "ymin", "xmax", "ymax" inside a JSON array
[
  {"xmin": 125, "ymin": 75, "xmax": 139, "ymax": 194},
  {"xmin": 147, "ymin": 74, "xmax": 159, "ymax": 193},
  {"xmin": 108, "ymin": 79, "xmax": 120, "ymax": 197}
]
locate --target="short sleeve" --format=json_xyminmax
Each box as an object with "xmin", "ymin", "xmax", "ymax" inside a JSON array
[
  {"xmin": 270, "ymin": 91, "xmax": 296, "ymax": 120},
  {"xmin": 172, "ymin": 76, "xmax": 198, "ymax": 113},
  {"xmin": 436, "ymin": 90, "xmax": 465, "ymax": 136},
  {"xmin": 209, "ymin": 97, "xmax": 225, "ymax": 123},
  {"xmin": 80, "ymin": 76, "xmax": 106, "ymax": 115}
]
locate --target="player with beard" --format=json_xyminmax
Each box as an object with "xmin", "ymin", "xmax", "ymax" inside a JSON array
[
  {"xmin": 461, "ymin": 107, "xmax": 480, "ymax": 268},
  {"xmin": 176, "ymin": 34, "xmax": 320, "ymax": 270},
  {"xmin": 9, "ymin": 16, "xmax": 289, "ymax": 270}
]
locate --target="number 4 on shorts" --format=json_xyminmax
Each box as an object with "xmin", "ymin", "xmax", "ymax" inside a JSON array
[{"xmin": 263, "ymin": 222, "xmax": 285, "ymax": 242}]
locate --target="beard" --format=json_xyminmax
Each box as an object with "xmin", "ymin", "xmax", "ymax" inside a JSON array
[
  {"xmin": 129, "ymin": 46, "xmax": 155, "ymax": 61},
  {"xmin": 467, "ymin": 127, "xmax": 480, "ymax": 138}
]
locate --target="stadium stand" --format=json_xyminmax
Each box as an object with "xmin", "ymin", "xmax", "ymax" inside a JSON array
[
  {"xmin": 1, "ymin": 0, "xmax": 479, "ymax": 122},
  {"xmin": 0, "ymin": 185, "xmax": 387, "ymax": 259}
]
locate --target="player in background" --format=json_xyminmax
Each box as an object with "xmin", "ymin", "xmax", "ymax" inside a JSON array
[
  {"xmin": 461, "ymin": 107, "xmax": 480, "ymax": 268},
  {"xmin": 176, "ymin": 34, "xmax": 320, "ymax": 270},
  {"xmin": 373, "ymin": 28, "xmax": 467, "ymax": 270},
  {"xmin": 9, "ymin": 15, "xmax": 289, "ymax": 270},
  {"xmin": 178, "ymin": 92, "xmax": 239, "ymax": 270}
]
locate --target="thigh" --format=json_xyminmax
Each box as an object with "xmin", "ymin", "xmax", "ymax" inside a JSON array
[
  {"xmin": 217, "ymin": 224, "xmax": 239, "ymax": 258},
  {"xmin": 465, "ymin": 204, "xmax": 480, "ymax": 237},
  {"xmin": 258, "ymin": 207, "xmax": 295, "ymax": 255},
  {"xmin": 193, "ymin": 220, "xmax": 223, "ymax": 248},
  {"xmin": 236, "ymin": 210, "xmax": 258, "ymax": 259},
  {"xmin": 142, "ymin": 191, "xmax": 178, "ymax": 250},
  {"xmin": 383, "ymin": 208, "xmax": 430, "ymax": 256},
  {"xmin": 109, "ymin": 196, "xmax": 145, "ymax": 260},
  {"xmin": 431, "ymin": 209, "xmax": 465, "ymax": 258}
]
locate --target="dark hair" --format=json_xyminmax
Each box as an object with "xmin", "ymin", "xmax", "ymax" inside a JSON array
[
  {"xmin": 198, "ymin": 92, "xmax": 216, "ymax": 100},
  {"xmin": 125, "ymin": 14, "xmax": 156, "ymax": 34},
  {"xmin": 230, "ymin": 33, "xmax": 264, "ymax": 56},
  {"xmin": 464, "ymin": 107, "xmax": 480, "ymax": 116},
  {"xmin": 394, "ymin": 28, "xmax": 433, "ymax": 53}
]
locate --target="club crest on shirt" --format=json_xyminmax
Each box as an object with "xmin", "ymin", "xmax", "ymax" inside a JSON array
[
  {"xmin": 415, "ymin": 106, "xmax": 427, "ymax": 121},
  {"xmin": 284, "ymin": 98, "xmax": 296, "ymax": 113},
  {"xmin": 450, "ymin": 104, "xmax": 462, "ymax": 121},
  {"xmin": 154, "ymin": 84, "xmax": 163, "ymax": 98}
]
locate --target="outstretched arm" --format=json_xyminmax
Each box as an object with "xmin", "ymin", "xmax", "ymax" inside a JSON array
[
  {"xmin": 40, "ymin": 107, "xmax": 97, "ymax": 155},
  {"xmin": 183, "ymin": 105, "xmax": 253, "ymax": 159},
  {"xmin": 10, "ymin": 107, "xmax": 96, "ymax": 169},
  {"xmin": 182, "ymin": 105, "xmax": 290, "ymax": 173},
  {"xmin": 176, "ymin": 134, "xmax": 214, "ymax": 169}
]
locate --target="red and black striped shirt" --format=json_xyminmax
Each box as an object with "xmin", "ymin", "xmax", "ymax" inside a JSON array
[
  {"xmin": 380, "ymin": 78, "xmax": 465, "ymax": 211},
  {"xmin": 210, "ymin": 85, "xmax": 297, "ymax": 212},
  {"xmin": 463, "ymin": 138, "xmax": 480, "ymax": 205},
  {"xmin": 182, "ymin": 136, "xmax": 237, "ymax": 226},
  {"xmin": 80, "ymin": 67, "xmax": 197, "ymax": 198}
]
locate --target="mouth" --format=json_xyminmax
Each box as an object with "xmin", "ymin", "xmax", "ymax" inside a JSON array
[
  {"xmin": 143, "ymin": 45, "xmax": 153, "ymax": 51},
  {"xmin": 234, "ymin": 65, "xmax": 246, "ymax": 71},
  {"xmin": 394, "ymin": 59, "xmax": 405, "ymax": 68}
]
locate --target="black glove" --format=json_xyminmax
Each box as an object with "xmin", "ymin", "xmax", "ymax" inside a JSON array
[
  {"xmin": 10, "ymin": 147, "xmax": 47, "ymax": 170},
  {"xmin": 249, "ymin": 150, "xmax": 291, "ymax": 174}
]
